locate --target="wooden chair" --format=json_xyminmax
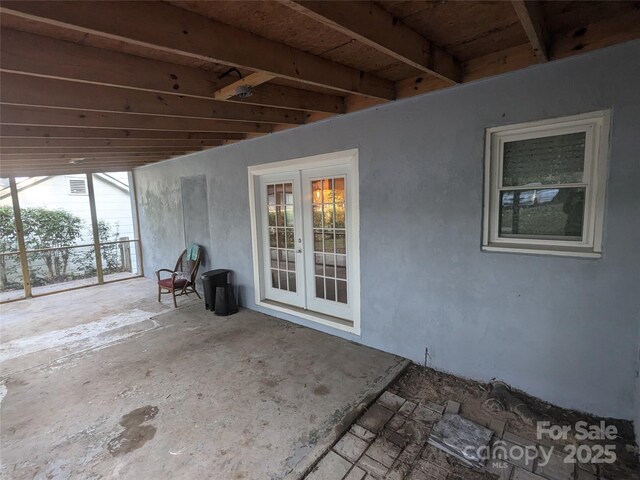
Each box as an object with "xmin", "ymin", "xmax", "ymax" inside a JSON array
[{"xmin": 156, "ymin": 248, "xmax": 202, "ymax": 307}]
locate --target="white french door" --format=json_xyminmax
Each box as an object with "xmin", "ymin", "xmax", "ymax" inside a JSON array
[
  {"xmin": 259, "ymin": 173, "xmax": 305, "ymax": 307},
  {"xmin": 302, "ymin": 166, "xmax": 352, "ymax": 319},
  {"xmin": 254, "ymin": 155, "xmax": 358, "ymax": 327}
]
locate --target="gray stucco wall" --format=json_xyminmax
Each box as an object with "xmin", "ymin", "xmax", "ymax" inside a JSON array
[{"xmin": 135, "ymin": 41, "xmax": 640, "ymax": 420}]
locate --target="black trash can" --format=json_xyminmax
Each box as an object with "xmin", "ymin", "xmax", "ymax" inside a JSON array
[
  {"xmin": 200, "ymin": 269, "xmax": 238, "ymax": 315},
  {"xmin": 215, "ymin": 284, "xmax": 238, "ymax": 316}
]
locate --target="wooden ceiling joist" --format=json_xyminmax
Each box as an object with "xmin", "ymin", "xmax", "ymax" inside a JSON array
[
  {"xmin": 0, "ymin": 29, "xmax": 344, "ymax": 115},
  {"xmin": 214, "ymin": 72, "xmax": 277, "ymax": 101},
  {"xmin": 0, "ymin": 125, "xmax": 245, "ymax": 141},
  {"xmin": 1, "ymin": 105, "xmax": 274, "ymax": 134},
  {"xmin": 1, "ymin": 151, "xmax": 192, "ymax": 160},
  {"xmin": 282, "ymin": 0, "xmax": 460, "ymax": 84},
  {"xmin": 0, "ymin": 138, "xmax": 224, "ymax": 148},
  {"xmin": 511, "ymin": 0, "xmax": 549, "ymax": 62},
  {"xmin": 0, "ymin": 147, "xmax": 203, "ymax": 155},
  {"xmin": 0, "ymin": 1, "xmax": 395, "ymax": 99},
  {"xmin": 0, "ymin": 73, "xmax": 305, "ymax": 125}
]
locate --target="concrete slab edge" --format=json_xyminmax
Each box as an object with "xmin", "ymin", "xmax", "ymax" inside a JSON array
[{"xmin": 283, "ymin": 357, "xmax": 411, "ymax": 480}]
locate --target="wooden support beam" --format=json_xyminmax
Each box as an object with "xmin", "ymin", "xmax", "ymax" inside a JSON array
[
  {"xmin": 1, "ymin": 105, "xmax": 274, "ymax": 134},
  {"xmin": 283, "ymin": 0, "xmax": 460, "ymax": 83},
  {"xmin": 1, "ymin": 152, "xmax": 191, "ymax": 160},
  {"xmin": 0, "ymin": 146, "xmax": 203, "ymax": 155},
  {"xmin": 0, "ymin": 72, "xmax": 305, "ymax": 125},
  {"xmin": 214, "ymin": 72, "xmax": 277, "ymax": 101},
  {"xmin": 0, "ymin": 1, "xmax": 394, "ymax": 99},
  {"xmin": 551, "ymin": 8, "xmax": 640, "ymax": 60},
  {"xmin": 1, "ymin": 29, "xmax": 344, "ymax": 114},
  {"xmin": 2, "ymin": 164, "xmax": 156, "ymax": 176},
  {"xmin": 0, "ymin": 125, "xmax": 244, "ymax": 141},
  {"xmin": 8, "ymin": 177, "xmax": 32, "ymax": 297},
  {"xmin": 85, "ymin": 173, "xmax": 104, "ymax": 284},
  {"xmin": 0, "ymin": 138, "xmax": 224, "ymax": 148},
  {"xmin": 511, "ymin": 1, "xmax": 549, "ymax": 62}
]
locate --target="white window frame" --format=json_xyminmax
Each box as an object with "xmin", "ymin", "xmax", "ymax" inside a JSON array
[
  {"xmin": 67, "ymin": 176, "xmax": 88, "ymax": 195},
  {"xmin": 248, "ymin": 149, "xmax": 360, "ymax": 335},
  {"xmin": 483, "ymin": 110, "xmax": 611, "ymax": 258}
]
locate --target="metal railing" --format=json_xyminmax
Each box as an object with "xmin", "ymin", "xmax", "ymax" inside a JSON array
[{"xmin": 0, "ymin": 238, "xmax": 142, "ymax": 302}]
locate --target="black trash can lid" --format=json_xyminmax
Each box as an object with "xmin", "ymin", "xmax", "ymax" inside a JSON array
[{"xmin": 201, "ymin": 269, "xmax": 231, "ymax": 279}]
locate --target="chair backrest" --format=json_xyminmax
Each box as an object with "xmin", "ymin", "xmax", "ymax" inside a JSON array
[{"xmin": 173, "ymin": 248, "xmax": 202, "ymax": 284}]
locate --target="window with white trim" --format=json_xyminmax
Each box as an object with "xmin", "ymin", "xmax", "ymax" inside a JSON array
[
  {"xmin": 67, "ymin": 177, "xmax": 88, "ymax": 195},
  {"xmin": 483, "ymin": 111, "xmax": 610, "ymax": 258}
]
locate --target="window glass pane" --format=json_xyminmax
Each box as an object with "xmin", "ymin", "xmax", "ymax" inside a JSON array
[
  {"xmin": 335, "ymin": 231, "xmax": 346, "ymax": 254},
  {"xmin": 271, "ymin": 269, "xmax": 279, "ymax": 288},
  {"xmin": 325, "ymin": 277, "xmax": 336, "ymax": 301},
  {"xmin": 314, "ymin": 253, "xmax": 323, "ymax": 275},
  {"xmin": 288, "ymin": 272, "xmax": 296, "ymax": 292},
  {"xmin": 499, "ymin": 188, "xmax": 585, "ymax": 239},
  {"xmin": 502, "ymin": 132, "xmax": 585, "ymax": 187},
  {"xmin": 269, "ymin": 227, "xmax": 277, "ymax": 247},
  {"xmin": 284, "ymin": 183, "xmax": 294, "ymax": 205},
  {"xmin": 285, "ymin": 206, "xmax": 294, "ymax": 227},
  {"xmin": 286, "ymin": 250, "xmax": 295, "ymax": 270},
  {"xmin": 323, "ymin": 230, "xmax": 335, "ymax": 253},
  {"xmin": 312, "ymin": 205, "xmax": 322, "ymax": 228},
  {"xmin": 315, "ymin": 276, "xmax": 324, "ymax": 299},
  {"xmin": 278, "ymin": 249, "xmax": 287, "ymax": 269},
  {"xmin": 313, "ymin": 230, "xmax": 323, "ymax": 252},
  {"xmin": 268, "ymin": 206, "xmax": 276, "ymax": 226},
  {"xmin": 337, "ymin": 280, "xmax": 347, "ymax": 304},
  {"xmin": 334, "ymin": 204, "xmax": 345, "ymax": 228},
  {"xmin": 267, "ymin": 185, "xmax": 275, "ymax": 206},
  {"xmin": 336, "ymin": 255, "xmax": 347, "ymax": 279}
]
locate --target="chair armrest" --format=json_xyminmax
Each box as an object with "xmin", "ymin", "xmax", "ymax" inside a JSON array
[{"xmin": 156, "ymin": 269, "xmax": 177, "ymax": 282}]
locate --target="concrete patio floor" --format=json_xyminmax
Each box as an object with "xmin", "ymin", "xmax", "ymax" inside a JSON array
[{"xmin": 0, "ymin": 278, "xmax": 407, "ymax": 479}]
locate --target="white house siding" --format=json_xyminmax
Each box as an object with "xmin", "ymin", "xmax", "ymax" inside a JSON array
[{"xmin": 0, "ymin": 173, "xmax": 138, "ymax": 284}]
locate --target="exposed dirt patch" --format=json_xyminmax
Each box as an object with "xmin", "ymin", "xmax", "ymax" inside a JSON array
[
  {"xmin": 106, "ymin": 405, "xmax": 159, "ymax": 456},
  {"xmin": 389, "ymin": 364, "xmax": 638, "ymax": 479}
]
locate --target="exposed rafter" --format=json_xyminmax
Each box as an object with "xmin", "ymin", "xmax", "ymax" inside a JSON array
[
  {"xmin": 214, "ymin": 72, "xmax": 277, "ymax": 101},
  {"xmin": 511, "ymin": 0, "xmax": 549, "ymax": 62},
  {"xmin": 0, "ymin": 73, "xmax": 305, "ymax": 125},
  {"xmin": 0, "ymin": 29, "xmax": 344, "ymax": 115},
  {"xmin": 282, "ymin": 0, "xmax": 460, "ymax": 83},
  {"xmin": 1, "ymin": 105, "xmax": 274, "ymax": 134},
  {"xmin": 0, "ymin": 138, "xmax": 224, "ymax": 148},
  {"xmin": 0, "ymin": 125, "xmax": 245, "ymax": 141},
  {"xmin": 0, "ymin": 147, "xmax": 204, "ymax": 155},
  {"xmin": 0, "ymin": 1, "xmax": 394, "ymax": 99}
]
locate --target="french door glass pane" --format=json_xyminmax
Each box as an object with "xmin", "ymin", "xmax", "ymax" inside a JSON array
[
  {"xmin": 267, "ymin": 182, "xmax": 296, "ymax": 292},
  {"xmin": 502, "ymin": 132, "xmax": 586, "ymax": 186},
  {"xmin": 311, "ymin": 177, "xmax": 347, "ymax": 304},
  {"xmin": 499, "ymin": 187, "xmax": 585, "ymax": 239}
]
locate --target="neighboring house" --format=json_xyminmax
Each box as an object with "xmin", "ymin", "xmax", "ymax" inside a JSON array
[{"xmin": 0, "ymin": 173, "xmax": 138, "ymax": 283}]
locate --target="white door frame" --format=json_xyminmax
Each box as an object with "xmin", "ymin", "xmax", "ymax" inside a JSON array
[{"xmin": 248, "ymin": 149, "xmax": 360, "ymax": 335}]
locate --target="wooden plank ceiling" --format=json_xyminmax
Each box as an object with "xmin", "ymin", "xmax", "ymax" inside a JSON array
[{"xmin": 0, "ymin": 0, "xmax": 638, "ymax": 176}]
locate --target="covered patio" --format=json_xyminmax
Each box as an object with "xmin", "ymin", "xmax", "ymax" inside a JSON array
[
  {"xmin": 1, "ymin": 1, "xmax": 639, "ymax": 479},
  {"xmin": 1, "ymin": 278, "xmax": 406, "ymax": 479}
]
